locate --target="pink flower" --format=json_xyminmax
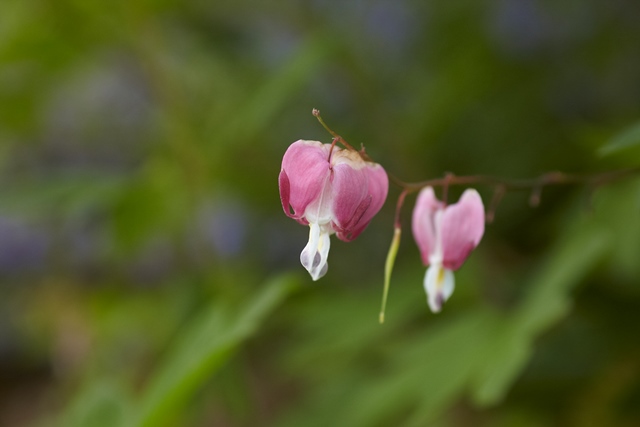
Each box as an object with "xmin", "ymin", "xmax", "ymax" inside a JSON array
[
  {"xmin": 412, "ymin": 187, "xmax": 485, "ymax": 312},
  {"xmin": 279, "ymin": 140, "xmax": 388, "ymax": 280}
]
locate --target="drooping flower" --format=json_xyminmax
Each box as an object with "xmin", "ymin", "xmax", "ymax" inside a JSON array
[
  {"xmin": 411, "ymin": 187, "xmax": 484, "ymax": 312},
  {"xmin": 279, "ymin": 140, "xmax": 388, "ymax": 280}
]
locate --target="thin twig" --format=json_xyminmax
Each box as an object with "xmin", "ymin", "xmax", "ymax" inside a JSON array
[
  {"xmin": 313, "ymin": 109, "xmax": 373, "ymax": 161},
  {"xmin": 395, "ymin": 168, "xmax": 640, "ymax": 193}
]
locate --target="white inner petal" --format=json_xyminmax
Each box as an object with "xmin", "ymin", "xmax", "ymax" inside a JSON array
[
  {"xmin": 305, "ymin": 174, "xmax": 333, "ymax": 225},
  {"xmin": 423, "ymin": 263, "xmax": 455, "ymax": 313},
  {"xmin": 300, "ymin": 222, "xmax": 331, "ymax": 281},
  {"xmin": 428, "ymin": 208, "xmax": 445, "ymax": 265}
]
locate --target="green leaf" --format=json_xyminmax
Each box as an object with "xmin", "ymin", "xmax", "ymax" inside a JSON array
[
  {"xmin": 0, "ymin": 173, "xmax": 125, "ymax": 219},
  {"xmin": 131, "ymin": 274, "xmax": 299, "ymax": 427},
  {"xmin": 470, "ymin": 224, "xmax": 611, "ymax": 406},
  {"xmin": 599, "ymin": 121, "xmax": 640, "ymax": 156},
  {"xmin": 59, "ymin": 380, "xmax": 132, "ymax": 427},
  {"xmin": 280, "ymin": 214, "xmax": 613, "ymax": 427}
]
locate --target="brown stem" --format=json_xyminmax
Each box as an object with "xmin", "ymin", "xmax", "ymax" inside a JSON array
[
  {"xmin": 327, "ymin": 137, "xmax": 339, "ymax": 163},
  {"xmin": 389, "ymin": 167, "xmax": 640, "ymax": 227},
  {"xmin": 313, "ymin": 109, "xmax": 373, "ymax": 162},
  {"xmin": 394, "ymin": 167, "xmax": 640, "ymax": 194},
  {"xmin": 310, "ymin": 109, "xmax": 640, "ymax": 213},
  {"xmin": 487, "ymin": 185, "xmax": 506, "ymax": 223},
  {"xmin": 441, "ymin": 172, "xmax": 454, "ymax": 204},
  {"xmin": 394, "ymin": 189, "xmax": 409, "ymax": 229}
]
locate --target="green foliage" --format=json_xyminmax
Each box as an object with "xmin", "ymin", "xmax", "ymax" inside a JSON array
[
  {"xmin": 61, "ymin": 381, "xmax": 133, "ymax": 427},
  {"xmin": 274, "ymin": 196, "xmax": 619, "ymax": 426},
  {"xmin": 58, "ymin": 274, "xmax": 298, "ymax": 427},
  {"xmin": 133, "ymin": 274, "xmax": 298, "ymax": 427},
  {"xmin": 600, "ymin": 121, "xmax": 640, "ymax": 157}
]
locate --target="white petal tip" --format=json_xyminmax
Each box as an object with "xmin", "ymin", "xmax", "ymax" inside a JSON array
[
  {"xmin": 300, "ymin": 223, "xmax": 330, "ymax": 281},
  {"xmin": 301, "ymin": 253, "xmax": 328, "ymax": 281},
  {"xmin": 428, "ymin": 293, "xmax": 445, "ymax": 313},
  {"xmin": 307, "ymin": 263, "xmax": 328, "ymax": 281},
  {"xmin": 424, "ymin": 265, "xmax": 455, "ymax": 314}
]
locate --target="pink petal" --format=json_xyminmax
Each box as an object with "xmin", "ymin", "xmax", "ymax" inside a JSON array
[
  {"xmin": 278, "ymin": 169, "xmax": 292, "ymax": 215},
  {"xmin": 280, "ymin": 140, "xmax": 331, "ymax": 220},
  {"xmin": 440, "ymin": 189, "xmax": 485, "ymax": 270},
  {"xmin": 412, "ymin": 187, "xmax": 445, "ymax": 266},
  {"xmin": 337, "ymin": 163, "xmax": 388, "ymax": 241},
  {"xmin": 335, "ymin": 196, "xmax": 371, "ymax": 241},
  {"xmin": 330, "ymin": 157, "xmax": 369, "ymax": 238}
]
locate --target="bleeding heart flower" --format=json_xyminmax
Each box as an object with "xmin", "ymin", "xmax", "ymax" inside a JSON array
[
  {"xmin": 411, "ymin": 187, "xmax": 485, "ymax": 312},
  {"xmin": 279, "ymin": 140, "xmax": 388, "ymax": 280}
]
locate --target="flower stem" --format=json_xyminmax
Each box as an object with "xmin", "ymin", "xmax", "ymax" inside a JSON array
[
  {"xmin": 387, "ymin": 168, "xmax": 640, "ymax": 221},
  {"xmin": 394, "ymin": 168, "xmax": 640, "ymax": 193},
  {"xmin": 312, "ymin": 108, "xmax": 373, "ymax": 161}
]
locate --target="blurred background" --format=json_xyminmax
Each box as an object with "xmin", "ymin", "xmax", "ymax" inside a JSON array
[{"xmin": 1, "ymin": 0, "xmax": 640, "ymax": 426}]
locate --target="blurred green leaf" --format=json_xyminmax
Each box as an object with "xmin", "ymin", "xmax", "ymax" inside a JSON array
[
  {"xmin": 0, "ymin": 173, "xmax": 125, "ymax": 218},
  {"xmin": 277, "ymin": 203, "xmax": 613, "ymax": 427},
  {"xmin": 588, "ymin": 178, "xmax": 640, "ymax": 282},
  {"xmin": 60, "ymin": 380, "xmax": 132, "ymax": 427},
  {"xmin": 600, "ymin": 121, "xmax": 640, "ymax": 156},
  {"xmin": 349, "ymin": 228, "xmax": 610, "ymax": 426},
  {"xmin": 471, "ymin": 226, "xmax": 611, "ymax": 405},
  {"xmin": 132, "ymin": 273, "xmax": 299, "ymax": 427}
]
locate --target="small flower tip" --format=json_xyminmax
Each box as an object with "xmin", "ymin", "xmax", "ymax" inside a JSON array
[{"xmin": 427, "ymin": 292, "xmax": 444, "ymax": 313}]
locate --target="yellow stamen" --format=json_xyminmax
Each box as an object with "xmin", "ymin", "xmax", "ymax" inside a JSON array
[{"xmin": 437, "ymin": 265, "xmax": 446, "ymax": 288}]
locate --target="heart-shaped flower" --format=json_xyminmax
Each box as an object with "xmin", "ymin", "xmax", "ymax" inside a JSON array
[
  {"xmin": 412, "ymin": 187, "xmax": 485, "ymax": 312},
  {"xmin": 279, "ymin": 140, "xmax": 388, "ymax": 280}
]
